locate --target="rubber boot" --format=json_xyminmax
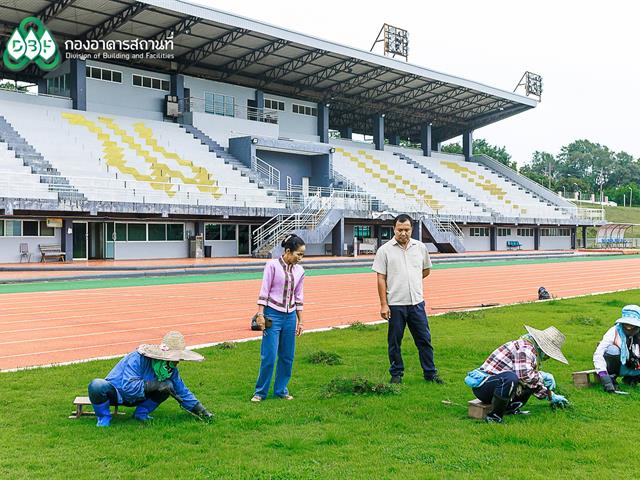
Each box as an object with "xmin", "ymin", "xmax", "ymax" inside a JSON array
[
  {"xmin": 93, "ymin": 401, "xmax": 112, "ymax": 427},
  {"xmin": 485, "ymin": 394, "xmax": 510, "ymax": 423},
  {"xmin": 133, "ymin": 398, "xmax": 160, "ymax": 421}
]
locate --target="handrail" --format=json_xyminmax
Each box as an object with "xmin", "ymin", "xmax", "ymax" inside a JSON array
[
  {"xmin": 179, "ymin": 96, "xmax": 279, "ymax": 124},
  {"xmin": 252, "ymin": 155, "xmax": 281, "ymax": 187}
]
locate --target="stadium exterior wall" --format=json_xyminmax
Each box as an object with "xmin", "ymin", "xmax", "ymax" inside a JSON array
[{"xmin": 0, "ymin": 232, "xmax": 62, "ymax": 263}]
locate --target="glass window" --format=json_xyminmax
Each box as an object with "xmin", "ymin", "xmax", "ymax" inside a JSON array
[
  {"xmin": 152, "ymin": 78, "xmax": 161, "ymax": 90},
  {"xmin": 148, "ymin": 223, "xmax": 166, "ymax": 241},
  {"xmin": 115, "ymin": 223, "xmax": 127, "ymax": 241},
  {"xmin": 221, "ymin": 224, "xmax": 236, "ymax": 240},
  {"xmin": 6, "ymin": 220, "xmax": 21, "ymax": 236},
  {"xmin": 311, "ymin": 107, "xmax": 318, "ymax": 116},
  {"xmin": 205, "ymin": 224, "xmax": 220, "ymax": 241},
  {"xmin": 23, "ymin": 221, "xmax": 38, "ymax": 236},
  {"xmin": 91, "ymin": 67, "xmax": 102, "ymax": 79},
  {"xmin": 0, "ymin": 220, "xmax": 3, "ymax": 236},
  {"xmin": 112, "ymin": 71, "xmax": 122, "ymax": 83},
  {"xmin": 143, "ymin": 77, "xmax": 152, "ymax": 88},
  {"xmin": 354, "ymin": 226, "xmax": 372, "ymax": 238},
  {"xmin": 101, "ymin": 69, "xmax": 112, "ymax": 82},
  {"xmin": 133, "ymin": 74, "xmax": 142, "ymax": 87},
  {"xmin": 381, "ymin": 227, "xmax": 392, "ymax": 240},
  {"xmin": 225, "ymin": 96, "xmax": 234, "ymax": 117},
  {"xmin": 167, "ymin": 224, "xmax": 184, "ymax": 241},
  {"xmin": 497, "ymin": 228, "xmax": 511, "ymax": 237},
  {"xmin": 39, "ymin": 221, "xmax": 54, "ymax": 237},
  {"xmin": 128, "ymin": 224, "xmax": 146, "ymax": 241},
  {"xmin": 161, "ymin": 80, "xmax": 170, "ymax": 91},
  {"xmin": 85, "ymin": 66, "xmax": 91, "ymax": 77}
]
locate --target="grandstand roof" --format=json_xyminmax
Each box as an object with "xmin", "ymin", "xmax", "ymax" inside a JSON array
[{"xmin": 0, "ymin": 0, "xmax": 537, "ymax": 142}]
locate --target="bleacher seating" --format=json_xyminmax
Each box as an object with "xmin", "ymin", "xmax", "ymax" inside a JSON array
[
  {"xmin": 332, "ymin": 146, "xmax": 490, "ymax": 218},
  {"xmin": 0, "ymin": 142, "xmax": 58, "ymax": 200},
  {"xmin": 0, "ymin": 99, "xmax": 284, "ymax": 209}
]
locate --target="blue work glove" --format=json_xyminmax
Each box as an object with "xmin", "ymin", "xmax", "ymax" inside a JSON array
[
  {"xmin": 540, "ymin": 371, "xmax": 556, "ymax": 390},
  {"xmin": 550, "ymin": 392, "xmax": 569, "ymax": 408}
]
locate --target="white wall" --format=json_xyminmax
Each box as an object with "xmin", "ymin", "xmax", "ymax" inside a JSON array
[
  {"xmin": 0, "ymin": 231, "xmax": 62, "ymax": 263},
  {"xmin": 114, "ymin": 240, "xmax": 188, "ymax": 260},
  {"xmin": 192, "ymin": 112, "xmax": 278, "ymax": 148},
  {"xmin": 539, "ymin": 236, "xmax": 572, "ymax": 250},
  {"xmin": 463, "ymin": 227, "xmax": 491, "ymax": 251}
]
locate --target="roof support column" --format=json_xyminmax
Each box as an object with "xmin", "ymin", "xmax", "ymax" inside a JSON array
[
  {"xmin": 373, "ymin": 114, "xmax": 384, "ymax": 151},
  {"xmin": 463, "ymin": 130, "xmax": 473, "ymax": 161},
  {"xmin": 389, "ymin": 133, "xmax": 400, "ymax": 146},
  {"xmin": 421, "ymin": 123, "xmax": 432, "ymax": 157},
  {"xmin": 317, "ymin": 102, "xmax": 329, "ymax": 143},
  {"xmin": 255, "ymin": 89, "xmax": 264, "ymax": 111},
  {"xmin": 70, "ymin": 58, "xmax": 86, "ymax": 111},
  {"xmin": 170, "ymin": 73, "xmax": 184, "ymax": 114}
]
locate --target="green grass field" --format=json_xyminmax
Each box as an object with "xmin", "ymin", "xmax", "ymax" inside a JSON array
[{"xmin": 2, "ymin": 290, "xmax": 639, "ymax": 479}]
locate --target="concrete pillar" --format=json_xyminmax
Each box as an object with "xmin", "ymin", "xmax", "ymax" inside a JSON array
[
  {"xmin": 373, "ymin": 114, "xmax": 384, "ymax": 151},
  {"xmin": 61, "ymin": 219, "xmax": 73, "ymax": 260},
  {"xmin": 317, "ymin": 103, "xmax": 329, "ymax": 143},
  {"xmin": 331, "ymin": 216, "xmax": 345, "ymax": 256},
  {"xmin": 194, "ymin": 221, "xmax": 205, "ymax": 236},
  {"xmin": 389, "ymin": 134, "xmax": 400, "ymax": 146},
  {"xmin": 571, "ymin": 226, "xmax": 577, "ymax": 249},
  {"xmin": 340, "ymin": 127, "xmax": 353, "ymax": 139},
  {"xmin": 490, "ymin": 226, "xmax": 497, "ymax": 251},
  {"xmin": 170, "ymin": 73, "xmax": 184, "ymax": 105},
  {"xmin": 411, "ymin": 220, "xmax": 422, "ymax": 241},
  {"xmin": 255, "ymin": 90, "xmax": 264, "ymax": 110},
  {"xmin": 435, "ymin": 142, "xmax": 442, "ymax": 152},
  {"xmin": 581, "ymin": 225, "xmax": 587, "ymax": 248},
  {"xmin": 37, "ymin": 78, "xmax": 47, "ymax": 95},
  {"xmin": 421, "ymin": 124, "xmax": 432, "ymax": 157},
  {"xmin": 69, "ymin": 58, "xmax": 86, "ymax": 111},
  {"xmin": 534, "ymin": 227, "xmax": 540, "ymax": 250},
  {"xmin": 463, "ymin": 130, "xmax": 473, "ymax": 161}
]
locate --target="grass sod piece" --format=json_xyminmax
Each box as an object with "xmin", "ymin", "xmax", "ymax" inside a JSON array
[
  {"xmin": 320, "ymin": 376, "xmax": 400, "ymax": 398},
  {"xmin": 4, "ymin": 290, "xmax": 640, "ymax": 478},
  {"xmin": 306, "ymin": 350, "xmax": 344, "ymax": 365}
]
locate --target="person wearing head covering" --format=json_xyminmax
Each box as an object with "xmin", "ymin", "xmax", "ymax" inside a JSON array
[
  {"xmin": 251, "ymin": 234, "xmax": 305, "ymax": 402},
  {"xmin": 593, "ymin": 304, "xmax": 640, "ymax": 392},
  {"xmin": 465, "ymin": 325, "xmax": 570, "ymax": 423},
  {"xmin": 87, "ymin": 331, "xmax": 213, "ymax": 427}
]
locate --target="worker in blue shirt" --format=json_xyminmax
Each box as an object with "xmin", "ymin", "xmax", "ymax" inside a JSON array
[{"xmin": 87, "ymin": 331, "xmax": 213, "ymax": 427}]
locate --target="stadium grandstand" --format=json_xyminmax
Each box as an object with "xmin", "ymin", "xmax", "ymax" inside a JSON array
[{"xmin": 0, "ymin": 0, "xmax": 605, "ymax": 263}]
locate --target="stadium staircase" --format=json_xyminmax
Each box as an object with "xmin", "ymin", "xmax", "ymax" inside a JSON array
[
  {"xmin": 252, "ymin": 191, "xmax": 343, "ymax": 258},
  {"xmin": 392, "ymin": 152, "xmax": 498, "ymax": 217},
  {"xmin": 420, "ymin": 216, "xmax": 465, "ymax": 253},
  {"xmin": 0, "ymin": 115, "xmax": 85, "ymax": 202},
  {"xmin": 181, "ymin": 124, "xmax": 271, "ymax": 190}
]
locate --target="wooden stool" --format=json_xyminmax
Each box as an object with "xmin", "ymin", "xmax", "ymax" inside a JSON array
[
  {"xmin": 572, "ymin": 369, "xmax": 598, "ymax": 388},
  {"xmin": 468, "ymin": 399, "xmax": 492, "ymax": 419},
  {"xmin": 69, "ymin": 396, "xmax": 124, "ymax": 419}
]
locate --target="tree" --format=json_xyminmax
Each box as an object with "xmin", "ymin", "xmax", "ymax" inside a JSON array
[
  {"xmin": 0, "ymin": 81, "xmax": 27, "ymax": 92},
  {"xmin": 441, "ymin": 139, "xmax": 516, "ymax": 169}
]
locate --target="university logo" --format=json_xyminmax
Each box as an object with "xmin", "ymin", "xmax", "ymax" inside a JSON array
[{"xmin": 3, "ymin": 16, "xmax": 60, "ymax": 72}]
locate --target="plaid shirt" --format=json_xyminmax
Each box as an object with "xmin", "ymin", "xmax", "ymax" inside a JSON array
[{"xmin": 480, "ymin": 339, "xmax": 549, "ymax": 399}]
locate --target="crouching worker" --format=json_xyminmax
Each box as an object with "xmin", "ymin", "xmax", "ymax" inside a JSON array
[
  {"xmin": 465, "ymin": 325, "xmax": 569, "ymax": 423},
  {"xmin": 594, "ymin": 305, "xmax": 640, "ymax": 392},
  {"xmin": 87, "ymin": 331, "xmax": 213, "ymax": 427}
]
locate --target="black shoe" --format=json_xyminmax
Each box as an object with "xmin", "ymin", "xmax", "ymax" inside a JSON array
[
  {"xmin": 623, "ymin": 376, "xmax": 640, "ymax": 386},
  {"xmin": 390, "ymin": 376, "xmax": 402, "ymax": 384},
  {"xmin": 485, "ymin": 413, "xmax": 503, "ymax": 424},
  {"xmin": 425, "ymin": 375, "xmax": 445, "ymax": 384}
]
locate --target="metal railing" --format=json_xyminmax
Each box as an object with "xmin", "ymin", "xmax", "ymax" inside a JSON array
[
  {"xmin": 180, "ymin": 96, "xmax": 279, "ymax": 124},
  {"xmin": 252, "ymin": 155, "xmax": 280, "ymax": 187}
]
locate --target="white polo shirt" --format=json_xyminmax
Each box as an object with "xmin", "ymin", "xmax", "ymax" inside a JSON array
[{"xmin": 372, "ymin": 238, "xmax": 432, "ymax": 306}]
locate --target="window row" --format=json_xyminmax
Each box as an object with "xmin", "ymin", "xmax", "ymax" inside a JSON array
[
  {"xmin": 204, "ymin": 224, "xmax": 238, "ymax": 241},
  {"xmin": 264, "ymin": 98, "xmax": 285, "ymax": 111},
  {"xmin": 47, "ymin": 74, "xmax": 70, "ymax": 95},
  {"xmin": 541, "ymin": 228, "xmax": 571, "ymax": 237},
  {"xmin": 133, "ymin": 74, "xmax": 170, "ymax": 91},
  {"xmin": 105, "ymin": 223, "xmax": 184, "ymax": 242},
  {"xmin": 292, "ymin": 103, "xmax": 317, "ymax": 116},
  {"xmin": 0, "ymin": 220, "xmax": 55, "ymax": 237},
  {"xmin": 204, "ymin": 92, "xmax": 235, "ymax": 117},
  {"xmin": 354, "ymin": 226, "xmax": 372, "ymax": 239},
  {"xmin": 86, "ymin": 66, "xmax": 122, "ymax": 83},
  {"xmin": 470, "ymin": 227, "xmax": 490, "ymax": 237}
]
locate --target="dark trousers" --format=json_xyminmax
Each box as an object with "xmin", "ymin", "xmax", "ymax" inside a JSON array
[
  {"xmin": 88, "ymin": 378, "xmax": 170, "ymax": 406},
  {"xmin": 388, "ymin": 301, "xmax": 436, "ymax": 378},
  {"xmin": 472, "ymin": 371, "xmax": 533, "ymax": 407}
]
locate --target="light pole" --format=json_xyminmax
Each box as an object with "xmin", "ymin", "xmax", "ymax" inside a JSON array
[
  {"xmin": 573, "ymin": 183, "xmax": 580, "ymax": 201},
  {"xmin": 562, "ymin": 185, "xmax": 566, "ymax": 198},
  {"xmin": 629, "ymin": 186, "xmax": 633, "ymax": 208},
  {"xmin": 596, "ymin": 171, "xmax": 605, "ymax": 205}
]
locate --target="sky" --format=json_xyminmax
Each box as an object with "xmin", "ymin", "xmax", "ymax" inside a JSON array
[{"xmin": 187, "ymin": 0, "xmax": 640, "ymax": 166}]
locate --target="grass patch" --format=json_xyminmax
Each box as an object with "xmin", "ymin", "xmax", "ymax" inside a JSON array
[
  {"xmin": 306, "ymin": 351, "xmax": 344, "ymax": 365},
  {"xmin": 214, "ymin": 342, "xmax": 237, "ymax": 350},
  {"xmin": 320, "ymin": 376, "xmax": 400, "ymax": 398},
  {"xmin": 4, "ymin": 290, "xmax": 640, "ymax": 478},
  {"xmin": 348, "ymin": 321, "xmax": 379, "ymax": 331}
]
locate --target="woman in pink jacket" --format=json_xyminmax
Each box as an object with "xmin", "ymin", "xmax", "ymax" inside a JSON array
[{"xmin": 251, "ymin": 234, "xmax": 306, "ymax": 402}]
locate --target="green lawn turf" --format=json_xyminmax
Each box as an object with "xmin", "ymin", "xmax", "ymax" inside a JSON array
[{"xmin": 2, "ymin": 291, "xmax": 639, "ymax": 479}]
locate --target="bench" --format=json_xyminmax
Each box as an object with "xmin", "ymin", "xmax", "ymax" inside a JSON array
[
  {"xmin": 39, "ymin": 244, "xmax": 66, "ymax": 262},
  {"xmin": 572, "ymin": 369, "xmax": 598, "ymax": 388},
  {"xmin": 468, "ymin": 399, "xmax": 492, "ymax": 419},
  {"xmin": 69, "ymin": 396, "xmax": 124, "ymax": 419},
  {"xmin": 506, "ymin": 240, "xmax": 522, "ymax": 250}
]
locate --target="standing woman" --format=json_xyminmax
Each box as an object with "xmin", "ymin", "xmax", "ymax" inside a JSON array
[{"xmin": 252, "ymin": 234, "xmax": 306, "ymax": 402}]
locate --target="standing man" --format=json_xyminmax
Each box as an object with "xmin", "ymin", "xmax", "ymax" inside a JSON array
[{"xmin": 372, "ymin": 214, "xmax": 443, "ymax": 384}]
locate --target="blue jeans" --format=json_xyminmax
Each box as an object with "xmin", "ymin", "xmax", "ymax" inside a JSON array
[
  {"xmin": 388, "ymin": 302, "xmax": 436, "ymax": 378},
  {"xmin": 254, "ymin": 307, "xmax": 297, "ymax": 399},
  {"xmin": 88, "ymin": 378, "xmax": 170, "ymax": 406}
]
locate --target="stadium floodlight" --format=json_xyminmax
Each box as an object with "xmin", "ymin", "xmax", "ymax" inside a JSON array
[
  {"xmin": 329, "ymin": 148, "xmax": 336, "ymax": 154},
  {"xmin": 251, "ymin": 138, "xmax": 258, "ymax": 144},
  {"xmin": 514, "ymin": 71, "xmax": 543, "ymax": 101},
  {"xmin": 370, "ymin": 23, "xmax": 409, "ymax": 61}
]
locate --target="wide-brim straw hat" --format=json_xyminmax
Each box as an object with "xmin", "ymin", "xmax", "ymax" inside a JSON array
[
  {"xmin": 524, "ymin": 325, "xmax": 568, "ymax": 364},
  {"xmin": 138, "ymin": 331, "xmax": 204, "ymax": 362},
  {"xmin": 615, "ymin": 304, "xmax": 640, "ymax": 328}
]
